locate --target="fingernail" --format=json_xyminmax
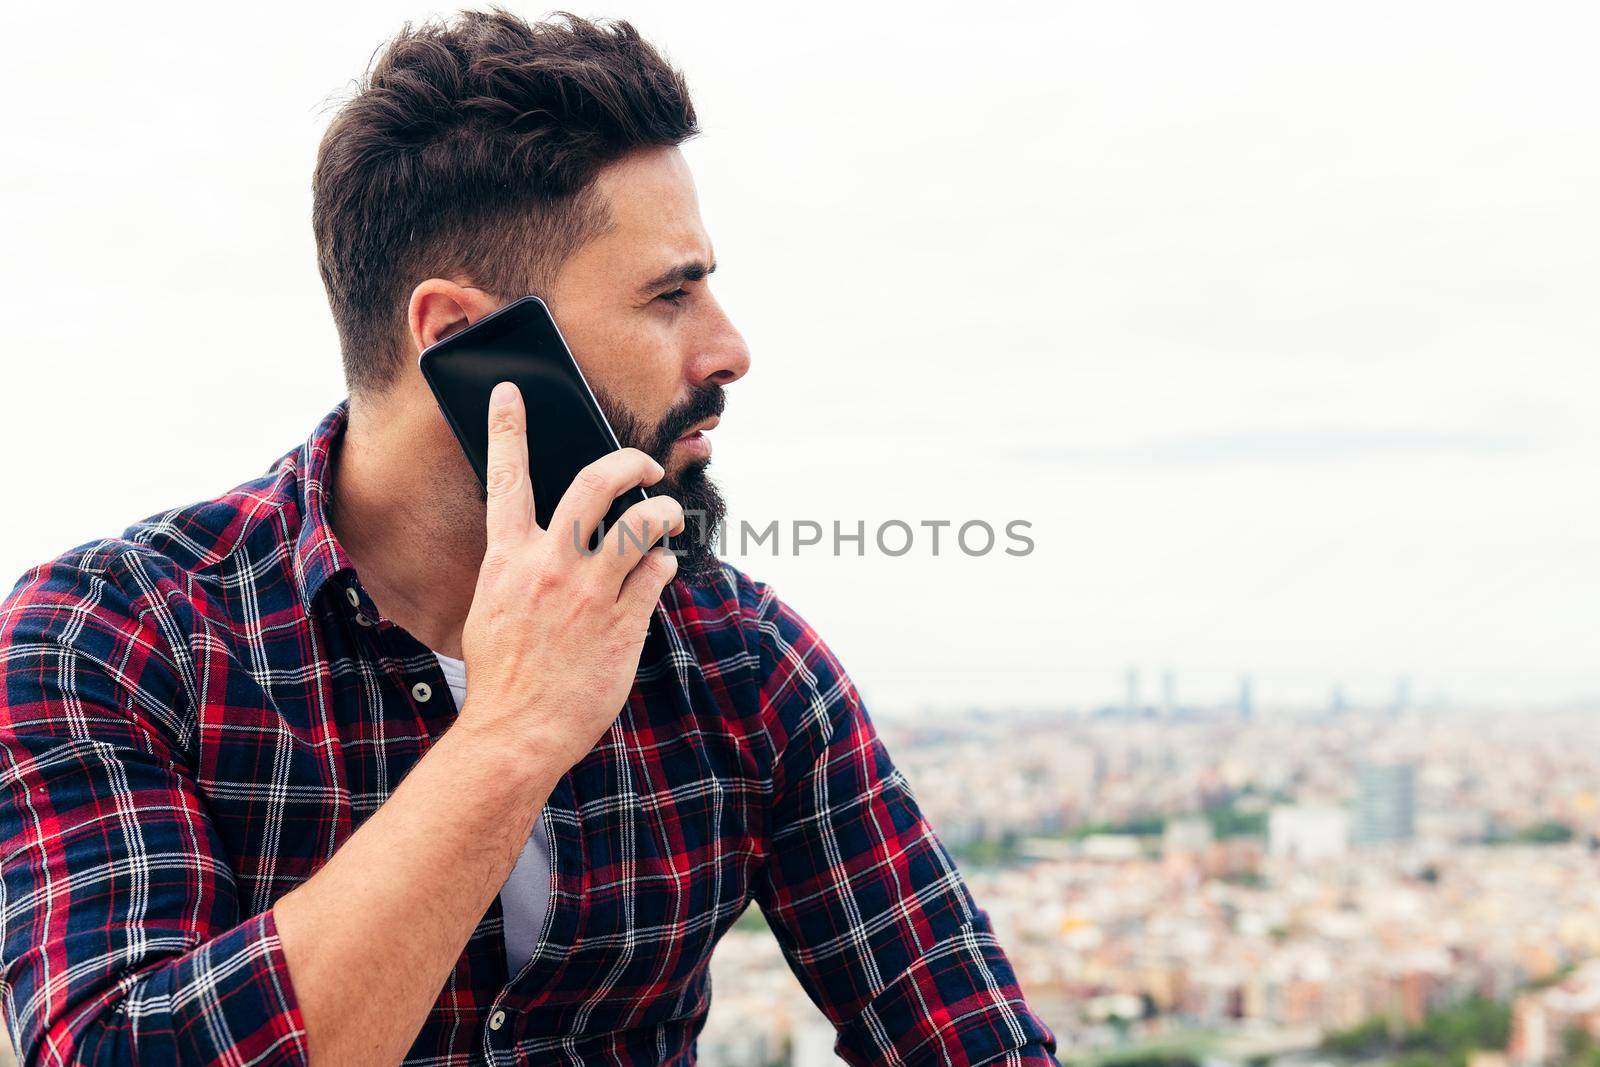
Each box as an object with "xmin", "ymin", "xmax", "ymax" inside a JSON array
[{"xmin": 491, "ymin": 381, "xmax": 515, "ymax": 410}]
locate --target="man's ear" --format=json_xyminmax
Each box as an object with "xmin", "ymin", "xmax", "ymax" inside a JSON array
[{"xmin": 407, "ymin": 281, "xmax": 501, "ymax": 354}]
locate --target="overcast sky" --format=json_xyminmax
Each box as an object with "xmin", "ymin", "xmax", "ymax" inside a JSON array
[{"xmin": 2, "ymin": 1, "xmax": 1595, "ymax": 714}]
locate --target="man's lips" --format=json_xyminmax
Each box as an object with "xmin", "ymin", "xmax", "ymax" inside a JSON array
[{"xmin": 671, "ymin": 415, "xmax": 718, "ymax": 460}]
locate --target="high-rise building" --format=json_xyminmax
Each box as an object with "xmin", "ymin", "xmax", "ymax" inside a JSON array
[
  {"xmin": 1237, "ymin": 675, "xmax": 1254, "ymax": 722},
  {"xmin": 1392, "ymin": 675, "xmax": 1413, "ymax": 715},
  {"xmin": 1356, "ymin": 761, "xmax": 1416, "ymax": 846}
]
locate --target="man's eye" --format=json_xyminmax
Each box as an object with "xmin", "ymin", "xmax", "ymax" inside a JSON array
[{"xmin": 657, "ymin": 288, "xmax": 688, "ymax": 306}]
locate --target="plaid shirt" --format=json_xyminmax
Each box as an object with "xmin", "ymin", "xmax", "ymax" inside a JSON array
[{"xmin": 0, "ymin": 398, "xmax": 1059, "ymax": 1066}]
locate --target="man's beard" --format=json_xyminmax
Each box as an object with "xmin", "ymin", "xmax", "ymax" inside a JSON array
[{"xmin": 590, "ymin": 382, "xmax": 727, "ymax": 585}]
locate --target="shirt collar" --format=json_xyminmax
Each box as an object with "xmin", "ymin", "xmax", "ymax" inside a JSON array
[{"xmin": 284, "ymin": 397, "xmax": 358, "ymax": 613}]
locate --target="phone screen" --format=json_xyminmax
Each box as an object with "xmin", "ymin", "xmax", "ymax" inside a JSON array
[{"xmin": 418, "ymin": 296, "xmax": 652, "ymax": 546}]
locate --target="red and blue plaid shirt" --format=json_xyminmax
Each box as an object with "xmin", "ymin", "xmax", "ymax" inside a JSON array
[{"xmin": 0, "ymin": 398, "xmax": 1058, "ymax": 1066}]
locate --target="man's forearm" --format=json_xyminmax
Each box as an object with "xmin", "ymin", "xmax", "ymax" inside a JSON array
[{"xmin": 273, "ymin": 718, "xmax": 560, "ymax": 1066}]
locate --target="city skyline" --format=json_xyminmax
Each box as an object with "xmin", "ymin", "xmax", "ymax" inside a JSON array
[{"xmin": 877, "ymin": 665, "xmax": 1593, "ymax": 721}]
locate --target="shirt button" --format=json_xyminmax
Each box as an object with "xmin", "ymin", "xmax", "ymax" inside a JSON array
[
  {"xmin": 345, "ymin": 586, "xmax": 361, "ymax": 607},
  {"xmin": 412, "ymin": 681, "xmax": 433, "ymax": 703},
  {"xmin": 489, "ymin": 1009, "xmax": 507, "ymax": 1031},
  {"xmin": 354, "ymin": 612, "xmax": 372, "ymax": 627}
]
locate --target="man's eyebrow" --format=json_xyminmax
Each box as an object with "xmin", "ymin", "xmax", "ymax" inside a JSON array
[{"xmin": 637, "ymin": 259, "xmax": 717, "ymax": 297}]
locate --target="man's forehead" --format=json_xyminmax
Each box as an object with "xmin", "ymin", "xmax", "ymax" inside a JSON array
[
  {"xmin": 576, "ymin": 213, "xmax": 712, "ymax": 290},
  {"xmin": 595, "ymin": 146, "xmax": 696, "ymax": 220},
  {"xmin": 586, "ymin": 150, "xmax": 712, "ymax": 278}
]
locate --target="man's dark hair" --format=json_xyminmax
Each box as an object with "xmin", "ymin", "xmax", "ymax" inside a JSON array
[{"xmin": 312, "ymin": 7, "xmax": 698, "ymax": 396}]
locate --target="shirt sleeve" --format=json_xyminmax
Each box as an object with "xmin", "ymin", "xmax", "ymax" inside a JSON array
[
  {"xmin": 0, "ymin": 552, "xmax": 309, "ymax": 1066},
  {"xmin": 746, "ymin": 582, "xmax": 1060, "ymax": 1067}
]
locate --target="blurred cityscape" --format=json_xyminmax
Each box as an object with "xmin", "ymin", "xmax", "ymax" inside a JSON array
[
  {"xmin": 4, "ymin": 685, "xmax": 1597, "ymax": 1067},
  {"xmin": 699, "ymin": 682, "xmax": 1600, "ymax": 1067}
]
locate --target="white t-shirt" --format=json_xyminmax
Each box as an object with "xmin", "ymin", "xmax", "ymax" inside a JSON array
[{"xmin": 432, "ymin": 650, "xmax": 554, "ymax": 977}]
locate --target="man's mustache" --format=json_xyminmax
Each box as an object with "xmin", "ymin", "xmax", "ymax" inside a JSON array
[{"xmin": 647, "ymin": 385, "xmax": 726, "ymax": 461}]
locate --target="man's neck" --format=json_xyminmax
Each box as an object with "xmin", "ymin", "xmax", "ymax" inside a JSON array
[{"xmin": 326, "ymin": 397, "xmax": 483, "ymax": 659}]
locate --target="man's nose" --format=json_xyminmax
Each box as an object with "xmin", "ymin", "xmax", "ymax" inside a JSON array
[
  {"xmin": 703, "ymin": 333, "xmax": 751, "ymax": 386},
  {"xmin": 694, "ymin": 298, "xmax": 751, "ymax": 386}
]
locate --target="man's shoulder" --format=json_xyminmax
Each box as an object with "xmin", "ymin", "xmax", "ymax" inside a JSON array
[
  {"xmin": 669, "ymin": 564, "xmax": 869, "ymax": 788},
  {"xmin": 665, "ymin": 561, "xmax": 851, "ymax": 701},
  {"xmin": 0, "ymin": 460, "xmax": 298, "ymax": 638},
  {"xmin": 666, "ymin": 561, "xmax": 807, "ymax": 654}
]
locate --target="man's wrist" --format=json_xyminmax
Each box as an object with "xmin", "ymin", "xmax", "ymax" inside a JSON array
[{"xmin": 438, "ymin": 713, "xmax": 568, "ymax": 811}]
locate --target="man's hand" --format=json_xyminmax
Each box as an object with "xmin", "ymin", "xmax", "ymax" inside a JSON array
[
  {"xmin": 455, "ymin": 379, "xmax": 685, "ymax": 776},
  {"xmin": 273, "ymin": 379, "xmax": 684, "ymax": 1066}
]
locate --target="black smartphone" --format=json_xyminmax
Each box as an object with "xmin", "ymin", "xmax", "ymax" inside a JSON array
[{"xmin": 419, "ymin": 295, "xmax": 656, "ymax": 549}]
